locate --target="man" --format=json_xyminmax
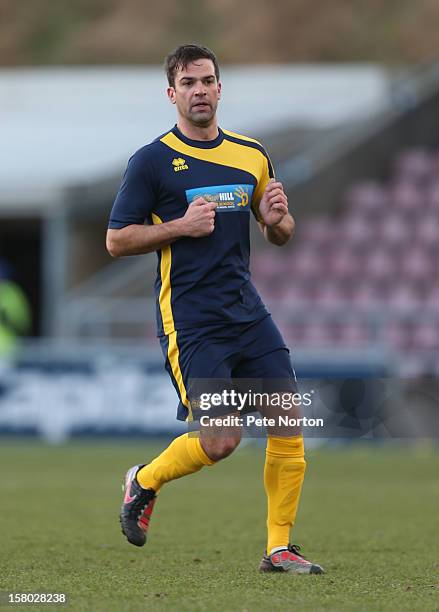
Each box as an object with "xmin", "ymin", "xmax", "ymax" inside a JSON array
[
  {"xmin": 107, "ymin": 44, "xmax": 323, "ymax": 575},
  {"xmin": 0, "ymin": 260, "xmax": 32, "ymax": 357}
]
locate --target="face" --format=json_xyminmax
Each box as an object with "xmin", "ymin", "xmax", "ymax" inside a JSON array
[{"xmin": 167, "ymin": 59, "xmax": 221, "ymax": 127}]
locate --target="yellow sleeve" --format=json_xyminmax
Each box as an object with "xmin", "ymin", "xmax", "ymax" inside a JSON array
[{"xmin": 251, "ymin": 151, "xmax": 275, "ymax": 222}]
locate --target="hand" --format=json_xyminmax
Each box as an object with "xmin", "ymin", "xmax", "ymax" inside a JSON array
[
  {"xmin": 180, "ymin": 197, "xmax": 217, "ymax": 237},
  {"xmin": 259, "ymin": 179, "xmax": 289, "ymax": 227}
]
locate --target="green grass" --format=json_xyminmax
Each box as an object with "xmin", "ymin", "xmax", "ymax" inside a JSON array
[{"xmin": 0, "ymin": 440, "xmax": 438, "ymax": 611}]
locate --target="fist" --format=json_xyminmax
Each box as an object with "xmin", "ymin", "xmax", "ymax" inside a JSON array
[
  {"xmin": 181, "ymin": 197, "xmax": 217, "ymax": 237},
  {"xmin": 259, "ymin": 179, "xmax": 289, "ymax": 227}
]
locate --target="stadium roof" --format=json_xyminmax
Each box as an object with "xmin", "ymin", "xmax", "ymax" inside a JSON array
[{"xmin": 0, "ymin": 65, "xmax": 391, "ymax": 210}]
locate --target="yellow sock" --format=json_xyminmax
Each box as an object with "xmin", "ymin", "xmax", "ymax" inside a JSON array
[
  {"xmin": 264, "ymin": 435, "xmax": 306, "ymax": 554},
  {"xmin": 136, "ymin": 433, "xmax": 215, "ymax": 492}
]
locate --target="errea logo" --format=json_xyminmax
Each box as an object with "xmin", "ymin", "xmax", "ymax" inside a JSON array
[{"xmin": 172, "ymin": 157, "xmax": 189, "ymax": 172}]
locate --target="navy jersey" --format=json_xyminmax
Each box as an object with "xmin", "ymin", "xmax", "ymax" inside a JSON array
[{"xmin": 109, "ymin": 125, "xmax": 274, "ymax": 336}]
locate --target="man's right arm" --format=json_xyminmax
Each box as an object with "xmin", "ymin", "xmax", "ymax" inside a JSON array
[{"xmin": 106, "ymin": 198, "xmax": 217, "ymax": 257}]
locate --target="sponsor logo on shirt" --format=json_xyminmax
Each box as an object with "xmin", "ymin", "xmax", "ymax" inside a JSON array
[
  {"xmin": 172, "ymin": 157, "xmax": 189, "ymax": 172},
  {"xmin": 185, "ymin": 184, "xmax": 253, "ymax": 211}
]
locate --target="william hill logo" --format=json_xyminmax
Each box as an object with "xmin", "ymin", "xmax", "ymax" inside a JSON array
[
  {"xmin": 235, "ymin": 185, "xmax": 249, "ymax": 207},
  {"xmin": 185, "ymin": 183, "xmax": 254, "ymax": 212},
  {"xmin": 172, "ymin": 157, "xmax": 189, "ymax": 172}
]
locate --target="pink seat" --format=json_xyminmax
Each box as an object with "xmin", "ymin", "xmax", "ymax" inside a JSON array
[
  {"xmin": 314, "ymin": 281, "xmax": 348, "ymax": 306},
  {"xmin": 289, "ymin": 246, "xmax": 323, "ymax": 282},
  {"xmin": 281, "ymin": 285, "xmax": 314, "ymax": 306},
  {"xmin": 346, "ymin": 181, "xmax": 388, "ymax": 218},
  {"xmin": 351, "ymin": 282, "xmax": 388, "ymax": 307},
  {"xmin": 279, "ymin": 323, "xmax": 306, "ymax": 345},
  {"xmin": 393, "ymin": 149, "xmax": 432, "ymax": 184},
  {"xmin": 389, "ymin": 181, "xmax": 425, "ymax": 216},
  {"xmin": 256, "ymin": 283, "xmax": 287, "ymax": 305},
  {"xmin": 298, "ymin": 217, "xmax": 336, "ymax": 249},
  {"xmin": 327, "ymin": 248, "xmax": 361, "ymax": 282},
  {"xmin": 364, "ymin": 248, "xmax": 398, "ymax": 283},
  {"xmin": 341, "ymin": 218, "xmax": 375, "ymax": 250},
  {"xmin": 429, "ymin": 152, "xmax": 439, "ymax": 179},
  {"xmin": 387, "ymin": 284, "xmax": 422, "ymax": 311},
  {"xmin": 426, "ymin": 180, "xmax": 439, "ymax": 210},
  {"xmin": 338, "ymin": 321, "xmax": 369, "ymax": 346},
  {"xmin": 385, "ymin": 321, "xmax": 413, "ymax": 350},
  {"xmin": 425, "ymin": 286, "xmax": 439, "ymax": 306},
  {"xmin": 412, "ymin": 323, "xmax": 439, "ymax": 350},
  {"xmin": 400, "ymin": 249, "xmax": 435, "ymax": 284},
  {"xmin": 301, "ymin": 322, "xmax": 338, "ymax": 347},
  {"xmin": 414, "ymin": 215, "xmax": 439, "ymax": 252},
  {"xmin": 251, "ymin": 252, "xmax": 283, "ymax": 277},
  {"xmin": 380, "ymin": 214, "xmax": 412, "ymax": 250}
]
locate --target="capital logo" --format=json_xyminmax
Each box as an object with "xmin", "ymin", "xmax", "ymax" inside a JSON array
[
  {"xmin": 235, "ymin": 185, "xmax": 249, "ymax": 207},
  {"xmin": 172, "ymin": 157, "xmax": 189, "ymax": 172}
]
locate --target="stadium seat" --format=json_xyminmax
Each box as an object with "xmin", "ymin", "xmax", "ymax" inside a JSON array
[
  {"xmin": 298, "ymin": 217, "xmax": 336, "ymax": 249},
  {"xmin": 301, "ymin": 321, "xmax": 338, "ymax": 347},
  {"xmin": 345, "ymin": 181, "xmax": 388, "ymax": 218},
  {"xmin": 415, "ymin": 214, "xmax": 439, "ymax": 252},
  {"xmin": 400, "ymin": 248, "xmax": 435, "ymax": 285},
  {"xmin": 389, "ymin": 181, "xmax": 425, "ymax": 217},
  {"xmin": 327, "ymin": 248, "xmax": 361, "ymax": 283},
  {"xmin": 248, "ymin": 147, "xmax": 439, "ymax": 376},
  {"xmin": 380, "ymin": 214, "xmax": 411, "ymax": 251},
  {"xmin": 338, "ymin": 321, "xmax": 369, "ymax": 346},
  {"xmin": 393, "ymin": 149, "xmax": 432, "ymax": 185},
  {"xmin": 426, "ymin": 180, "xmax": 439, "ymax": 209},
  {"xmin": 412, "ymin": 322, "xmax": 439, "ymax": 350},
  {"xmin": 365, "ymin": 248, "xmax": 397, "ymax": 283},
  {"xmin": 386, "ymin": 284, "xmax": 422, "ymax": 311}
]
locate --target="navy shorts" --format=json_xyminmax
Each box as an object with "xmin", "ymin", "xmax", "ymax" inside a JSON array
[{"xmin": 159, "ymin": 315, "xmax": 297, "ymax": 421}]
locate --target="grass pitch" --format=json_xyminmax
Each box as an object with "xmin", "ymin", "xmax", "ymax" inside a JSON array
[{"xmin": 0, "ymin": 439, "xmax": 438, "ymax": 611}]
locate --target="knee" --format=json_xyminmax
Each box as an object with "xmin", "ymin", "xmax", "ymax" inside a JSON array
[{"xmin": 202, "ymin": 434, "xmax": 241, "ymax": 462}]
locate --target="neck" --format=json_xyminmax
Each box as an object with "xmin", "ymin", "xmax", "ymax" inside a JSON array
[{"xmin": 176, "ymin": 117, "xmax": 219, "ymax": 141}]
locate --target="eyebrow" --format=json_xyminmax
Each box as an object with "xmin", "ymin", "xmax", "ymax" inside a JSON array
[{"xmin": 179, "ymin": 74, "xmax": 216, "ymax": 82}]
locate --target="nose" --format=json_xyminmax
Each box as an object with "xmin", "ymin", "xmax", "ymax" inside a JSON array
[{"xmin": 194, "ymin": 81, "xmax": 207, "ymax": 96}]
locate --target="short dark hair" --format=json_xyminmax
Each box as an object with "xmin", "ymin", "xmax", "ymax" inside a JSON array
[{"xmin": 164, "ymin": 44, "xmax": 220, "ymax": 88}]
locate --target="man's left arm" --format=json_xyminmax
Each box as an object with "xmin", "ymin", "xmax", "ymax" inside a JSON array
[{"xmin": 258, "ymin": 179, "xmax": 295, "ymax": 246}]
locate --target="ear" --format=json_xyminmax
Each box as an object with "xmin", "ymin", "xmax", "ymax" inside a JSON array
[
  {"xmin": 217, "ymin": 81, "xmax": 222, "ymax": 100},
  {"xmin": 167, "ymin": 86, "xmax": 176, "ymax": 104}
]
